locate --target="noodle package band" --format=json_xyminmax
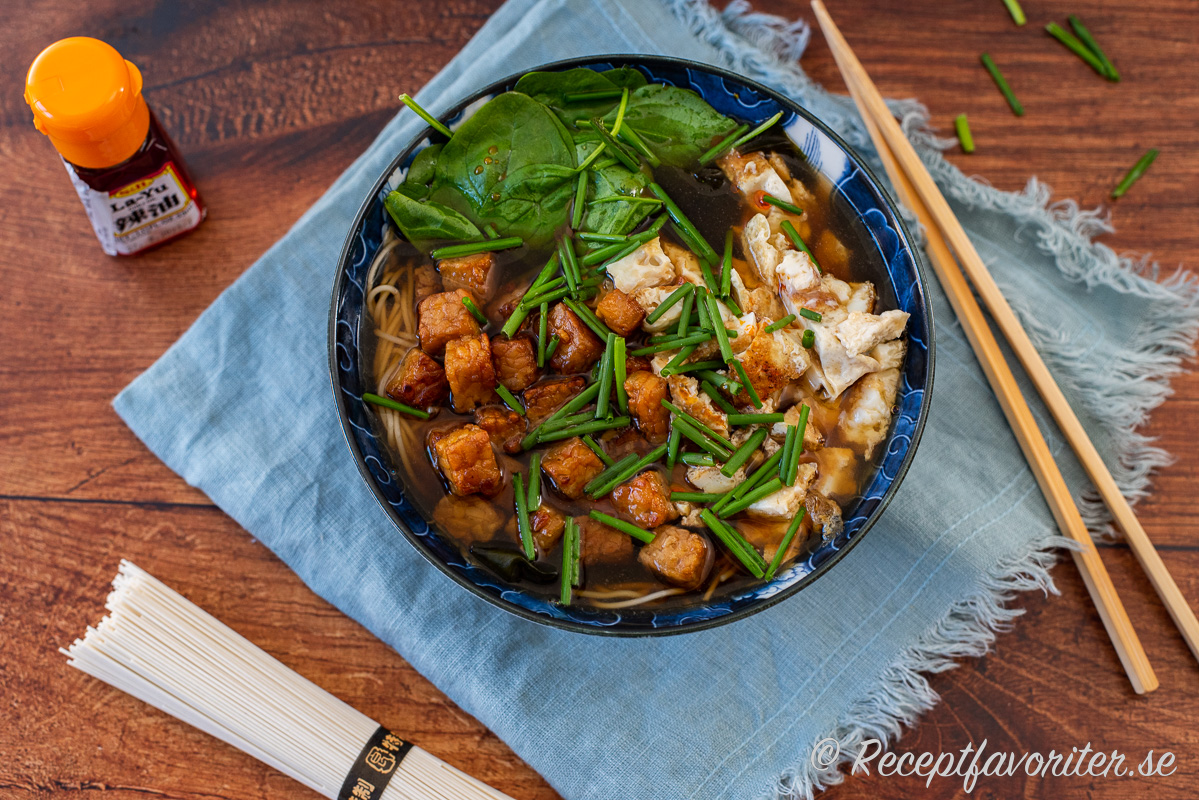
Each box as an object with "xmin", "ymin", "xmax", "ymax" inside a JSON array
[
  {"xmin": 112, "ymin": 0, "xmax": 1197, "ymax": 797},
  {"xmin": 63, "ymin": 562, "xmax": 513, "ymax": 800}
]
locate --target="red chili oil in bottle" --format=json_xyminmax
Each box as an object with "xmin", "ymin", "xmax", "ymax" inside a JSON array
[{"xmin": 25, "ymin": 37, "xmax": 205, "ymax": 256}]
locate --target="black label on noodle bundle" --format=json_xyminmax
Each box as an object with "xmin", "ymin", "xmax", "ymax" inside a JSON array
[{"xmin": 338, "ymin": 726, "xmax": 412, "ymax": 800}]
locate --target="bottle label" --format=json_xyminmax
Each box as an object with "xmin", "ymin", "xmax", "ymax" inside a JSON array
[{"xmin": 66, "ymin": 161, "xmax": 203, "ymax": 256}]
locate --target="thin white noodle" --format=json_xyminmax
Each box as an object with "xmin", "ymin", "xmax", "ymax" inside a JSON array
[
  {"xmin": 588, "ymin": 587, "xmax": 687, "ymax": 609},
  {"xmin": 375, "ymin": 329, "xmax": 417, "ymax": 346},
  {"xmin": 574, "ymin": 588, "xmax": 646, "ymax": 600},
  {"xmin": 63, "ymin": 562, "xmax": 513, "ymax": 800}
]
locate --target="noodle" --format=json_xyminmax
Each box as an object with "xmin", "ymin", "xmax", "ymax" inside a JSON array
[
  {"xmin": 63, "ymin": 562, "xmax": 513, "ymax": 800},
  {"xmin": 588, "ymin": 587, "xmax": 687, "ymax": 609}
]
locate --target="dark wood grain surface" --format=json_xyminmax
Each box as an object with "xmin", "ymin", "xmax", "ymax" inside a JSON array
[{"xmin": 2, "ymin": 1, "xmax": 1196, "ymax": 798}]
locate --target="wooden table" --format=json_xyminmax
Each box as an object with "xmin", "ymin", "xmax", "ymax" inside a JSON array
[{"xmin": 2, "ymin": 1, "xmax": 1196, "ymax": 797}]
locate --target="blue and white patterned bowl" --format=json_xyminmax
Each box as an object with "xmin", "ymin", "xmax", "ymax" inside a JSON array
[{"xmin": 329, "ymin": 56, "xmax": 934, "ymax": 635}]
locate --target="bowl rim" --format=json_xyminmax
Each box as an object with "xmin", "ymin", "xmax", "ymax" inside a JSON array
[{"xmin": 328, "ymin": 54, "xmax": 935, "ymax": 636}]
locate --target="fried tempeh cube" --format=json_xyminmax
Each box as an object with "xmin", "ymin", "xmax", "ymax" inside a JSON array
[
  {"xmin": 541, "ymin": 437, "xmax": 606, "ymax": 500},
  {"xmin": 438, "ymin": 251, "xmax": 496, "ymax": 301},
  {"xmin": 578, "ymin": 515, "xmax": 635, "ymax": 565},
  {"xmin": 490, "ymin": 336, "xmax": 540, "ymax": 391},
  {"xmin": 596, "ymin": 287, "xmax": 646, "ymax": 337},
  {"xmin": 384, "ymin": 348, "xmax": 448, "ymax": 408},
  {"xmin": 473, "ymin": 405, "xmax": 526, "ymax": 454},
  {"xmin": 624, "ymin": 370, "xmax": 670, "ymax": 444},
  {"xmin": 638, "ymin": 526, "xmax": 712, "ymax": 589},
  {"xmin": 418, "ymin": 289, "xmax": 481, "ymax": 356},
  {"xmin": 443, "ymin": 333, "xmax": 497, "ymax": 412},
  {"xmin": 610, "ymin": 470, "xmax": 679, "ymax": 529},
  {"xmin": 547, "ymin": 302, "xmax": 604, "ymax": 374},
  {"xmin": 523, "ymin": 376, "xmax": 586, "ymax": 422},
  {"xmin": 429, "ymin": 424, "xmax": 503, "ymax": 497}
]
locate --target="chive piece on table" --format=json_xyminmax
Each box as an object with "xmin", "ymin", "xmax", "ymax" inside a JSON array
[
  {"xmin": 731, "ymin": 359, "xmax": 762, "ymax": 409},
  {"xmin": 514, "ymin": 472, "xmax": 534, "ymax": 559},
  {"xmin": 398, "ymin": 93, "xmax": 453, "ymax": 138},
  {"xmin": 666, "ymin": 426, "xmax": 682, "ymax": 469},
  {"xmin": 462, "ymin": 296, "xmax": 488, "ymax": 326},
  {"xmin": 1111, "ymin": 149, "xmax": 1158, "ymax": 199},
  {"xmin": 697, "ymin": 123, "xmax": 749, "ymax": 166},
  {"xmin": 780, "ymin": 219, "xmax": 821, "ymax": 272},
  {"xmin": 801, "ymin": 329, "xmax": 815, "ymax": 349},
  {"xmin": 528, "ymin": 453, "xmax": 542, "ymax": 508},
  {"xmin": 763, "ymin": 194, "xmax": 803, "ymax": 216},
  {"xmin": 799, "ymin": 308, "xmax": 823, "ymax": 322},
  {"xmin": 565, "ymin": 89, "xmax": 623, "ymax": 103},
  {"xmin": 731, "ymin": 111, "xmax": 783, "ymax": 152},
  {"xmin": 613, "ymin": 337, "xmax": 628, "ymax": 414},
  {"xmin": 495, "ymin": 384, "xmax": 525, "ymax": 416},
  {"xmin": 649, "ymin": 182, "xmax": 720, "ymax": 265},
  {"xmin": 954, "ymin": 114, "xmax": 975, "ymax": 154},
  {"xmin": 362, "ymin": 393, "xmax": 431, "ymax": 419},
  {"xmin": 764, "ymin": 314, "xmax": 796, "ymax": 334},
  {"xmin": 588, "ymin": 444, "xmax": 669, "ymax": 499},
  {"xmin": 537, "ymin": 302, "xmax": 549, "ymax": 367},
  {"xmin": 700, "ymin": 509, "xmax": 765, "ymax": 578},
  {"xmin": 646, "ymin": 283, "xmax": 693, "ymax": 324},
  {"xmin": 1045, "ymin": 22, "xmax": 1110, "ymax": 79},
  {"xmin": 721, "ymin": 427, "xmax": 768, "ymax": 478},
  {"xmin": 589, "ymin": 510, "xmax": 655, "ymax": 544},
  {"xmin": 595, "ymin": 334, "xmax": 615, "ymax": 419},
  {"xmin": 680, "ymin": 452, "xmax": 716, "ymax": 467},
  {"xmin": 538, "ymin": 416, "xmax": 630, "ymax": 445},
  {"xmin": 431, "ymin": 236, "xmax": 522, "ymax": 261},
  {"xmin": 728, "ymin": 412, "xmax": 786, "ymax": 426},
  {"xmin": 572, "ymin": 171, "xmax": 588, "ymax": 230},
  {"xmin": 589, "ymin": 118, "xmax": 640, "ymax": 171},
  {"xmin": 1069, "ymin": 14, "xmax": 1119, "ymax": 81},
  {"xmin": 980, "ymin": 53, "xmax": 1024, "ymax": 117},
  {"xmin": 662, "ymin": 399, "xmax": 734, "ymax": 449},
  {"xmin": 765, "ymin": 507, "xmax": 807, "ymax": 580},
  {"xmin": 582, "ymin": 434, "xmax": 614, "ymax": 467},
  {"xmin": 1001, "ymin": 0, "xmax": 1025, "ymax": 26},
  {"xmin": 700, "ymin": 380, "xmax": 737, "ymax": 415}
]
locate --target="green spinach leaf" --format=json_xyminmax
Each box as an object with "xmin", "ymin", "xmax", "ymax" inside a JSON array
[
  {"xmin": 384, "ymin": 190, "xmax": 481, "ymax": 250},
  {"xmin": 514, "ymin": 69, "xmax": 625, "ymax": 128},
  {"xmin": 603, "ymin": 84, "xmax": 734, "ymax": 168}
]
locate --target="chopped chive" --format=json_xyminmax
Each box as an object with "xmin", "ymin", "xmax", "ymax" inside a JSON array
[
  {"xmin": 431, "ymin": 236, "xmax": 522, "ymax": 261},
  {"xmin": 495, "ymin": 384, "xmax": 525, "ymax": 416},
  {"xmin": 542, "ymin": 411, "xmax": 595, "ymax": 433},
  {"xmin": 700, "ymin": 380, "xmax": 737, "ymax": 415},
  {"xmin": 787, "ymin": 404, "xmax": 810, "ymax": 486},
  {"xmin": 680, "ymin": 452, "xmax": 717, "ymax": 467},
  {"xmin": 614, "ymin": 337, "xmax": 628, "ymax": 414},
  {"xmin": 590, "ymin": 195, "xmax": 664, "ymax": 205},
  {"xmin": 1045, "ymin": 22, "xmax": 1110, "ymax": 78},
  {"xmin": 1111, "ymin": 149, "xmax": 1158, "ymax": 199},
  {"xmin": 801, "ymin": 329, "xmax": 815, "ymax": 348},
  {"xmin": 980, "ymin": 53, "xmax": 1024, "ymax": 116},
  {"xmin": 596, "ymin": 334, "xmax": 615, "ymax": 419},
  {"xmin": 588, "ymin": 444, "xmax": 669, "ymax": 498},
  {"xmin": 582, "ymin": 434, "xmax": 614, "ymax": 467},
  {"xmin": 1069, "ymin": 14, "xmax": 1119, "ymax": 81},
  {"xmin": 763, "ymin": 194, "xmax": 803, "ymax": 216},
  {"xmin": 666, "ymin": 358, "xmax": 724, "ymax": 376},
  {"xmin": 537, "ymin": 302, "xmax": 549, "ymax": 367},
  {"xmin": 666, "ymin": 426, "xmax": 682, "ymax": 469},
  {"xmin": 708, "ymin": 294, "xmax": 735, "ymax": 363},
  {"xmin": 649, "ymin": 183, "xmax": 720, "ymax": 265},
  {"xmin": 730, "ymin": 111, "xmax": 783, "ymax": 151},
  {"xmin": 697, "ymin": 123, "xmax": 749, "ymax": 166},
  {"xmin": 571, "ymin": 519, "xmax": 582, "ymax": 586},
  {"xmin": 545, "ymin": 335, "xmax": 561, "ymax": 363},
  {"xmin": 700, "ymin": 509, "xmax": 765, "ymax": 578},
  {"xmin": 616, "ymin": 124, "xmax": 661, "ymax": 168},
  {"xmin": 528, "ymin": 453, "xmax": 542, "ymax": 507},
  {"xmin": 576, "ymin": 141, "xmax": 609, "ymax": 173},
  {"xmin": 695, "ymin": 285, "xmax": 712, "ymax": 330},
  {"xmin": 954, "ymin": 114, "xmax": 975, "ymax": 154},
  {"xmin": 520, "ymin": 277, "xmax": 567, "ymax": 309},
  {"xmin": 671, "ymin": 491, "xmax": 725, "ymax": 503},
  {"xmin": 514, "ymin": 473, "xmax": 534, "ymax": 559},
  {"xmin": 398, "ymin": 93, "xmax": 453, "ymax": 138},
  {"xmin": 521, "ymin": 381, "xmax": 601, "ymax": 449},
  {"xmin": 560, "ymin": 520, "xmax": 574, "ymax": 604},
  {"xmin": 778, "ymin": 424, "xmax": 798, "ymax": 486},
  {"xmin": 589, "ymin": 118, "xmax": 640, "ymax": 171},
  {"xmin": 559, "ymin": 238, "xmax": 580, "ymax": 294},
  {"xmin": 563, "ymin": 297, "xmax": 613, "ymax": 341},
  {"xmin": 565, "ymin": 89, "xmax": 624, "ymax": 103},
  {"xmin": 611, "ymin": 87, "xmax": 630, "ymax": 136},
  {"xmin": 698, "ymin": 252, "xmax": 720, "ymax": 295},
  {"xmin": 589, "ymin": 510, "xmax": 655, "ymax": 544},
  {"xmin": 462, "ymin": 295, "xmax": 488, "ymax": 325},
  {"xmin": 597, "ymin": 236, "xmax": 653, "ymax": 271},
  {"xmin": 719, "ymin": 476, "xmax": 782, "ymax": 518},
  {"xmin": 695, "ymin": 369, "xmax": 739, "ymax": 396},
  {"xmin": 483, "ymin": 223, "xmax": 500, "ymax": 240},
  {"xmin": 765, "ymin": 507, "xmax": 806, "ymax": 580},
  {"xmin": 629, "ymin": 331, "xmax": 713, "ymax": 356},
  {"xmin": 500, "ymin": 305, "xmax": 531, "ymax": 339},
  {"xmin": 731, "ymin": 359, "xmax": 762, "ymax": 409},
  {"xmin": 765, "ymin": 314, "xmax": 796, "ymax": 334},
  {"xmin": 1001, "ymin": 0, "xmax": 1025, "ymax": 25},
  {"xmin": 579, "ymin": 232, "xmax": 627, "ymax": 243},
  {"xmin": 720, "ymin": 230, "xmax": 733, "ymax": 298},
  {"xmin": 713, "ymin": 446, "xmax": 785, "ymax": 514},
  {"xmin": 659, "ymin": 345, "xmax": 700, "ymax": 378},
  {"xmin": 362, "ymin": 392, "xmax": 431, "ymax": 419},
  {"xmin": 728, "ymin": 412, "xmax": 786, "ymax": 426},
  {"xmin": 799, "ymin": 308, "xmax": 822, "ymax": 322},
  {"xmin": 646, "ymin": 283, "xmax": 694, "ymax": 324},
  {"xmin": 721, "ymin": 427, "xmax": 768, "ymax": 477},
  {"xmin": 572, "ymin": 171, "xmax": 588, "ymax": 230},
  {"xmin": 673, "ymin": 417, "xmax": 733, "ymax": 460},
  {"xmin": 662, "ymin": 399, "xmax": 734, "ymax": 449},
  {"xmin": 538, "ymin": 416, "xmax": 630, "ymax": 445},
  {"xmin": 780, "ymin": 220, "xmax": 821, "ymax": 272},
  {"xmin": 677, "ymin": 290, "xmax": 694, "ymax": 337},
  {"xmin": 584, "ymin": 452, "xmax": 639, "ymax": 495}
]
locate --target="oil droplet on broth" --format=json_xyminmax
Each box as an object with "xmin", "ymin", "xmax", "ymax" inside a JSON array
[
  {"xmin": 488, "ymin": 145, "xmax": 499, "ymax": 154},
  {"xmin": 474, "ymin": 166, "xmax": 484, "ymax": 175},
  {"xmin": 484, "ymin": 156, "xmax": 493, "ymax": 164}
]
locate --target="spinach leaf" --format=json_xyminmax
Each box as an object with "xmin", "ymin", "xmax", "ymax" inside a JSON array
[
  {"xmin": 514, "ymin": 68, "xmax": 624, "ymax": 128},
  {"xmin": 477, "ymin": 163, "xmax": 577, "ymax": 242},
  {"xmin": 582, "ymin": 160, "xmax": 653, "ymax": 236},
  {"xmin": 601, "ymin": 67, "xmax": 648, "ymax": 91},
  {"xmin": 602, "ymin": 84, "xmax": 735, "ymax": 168},
  {"xmin": 384, "ymin": 190, "xmax": 481, "ymax": 250},
  {"xmin": 405, "ymin": 143, "xmax": 442, "ymax": 188}
]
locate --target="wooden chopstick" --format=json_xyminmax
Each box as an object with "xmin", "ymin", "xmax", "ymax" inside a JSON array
[{"xmin": 811, "ymin": 0, "xmax": 1160, "ymax": 693}]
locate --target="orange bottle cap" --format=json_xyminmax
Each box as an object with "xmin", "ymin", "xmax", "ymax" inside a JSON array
[{"xmin": 25, "ymin": 37, "xmax": 150, "ymax": 170}]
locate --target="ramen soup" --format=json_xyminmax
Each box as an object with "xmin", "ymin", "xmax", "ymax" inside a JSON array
[{"xmin": 364, "ymin": 69, "xmax": 908, "ymax": 609}]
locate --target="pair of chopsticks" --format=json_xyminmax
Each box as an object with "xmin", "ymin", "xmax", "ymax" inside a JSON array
[{"xmin": 812, "ymin": 0, "xmax": 1199, "ymax": 694}]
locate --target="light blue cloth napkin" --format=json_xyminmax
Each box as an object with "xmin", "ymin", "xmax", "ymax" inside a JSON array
[{"xmin": 114, "ymin": 1, "xmax": 1198, "ymax": 798}]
